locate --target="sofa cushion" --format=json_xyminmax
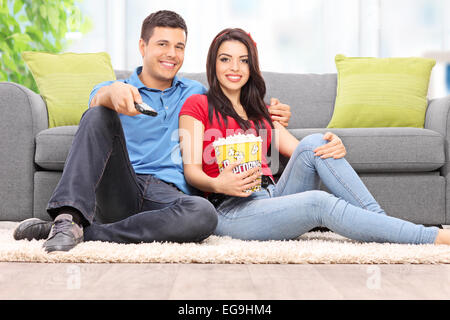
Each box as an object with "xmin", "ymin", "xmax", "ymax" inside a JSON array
[
  {"xmin": 327, "ymin": 54, "xmax": 435, "ymax": 129},
  {"xmin": 281, "ymin": 127, "xmax": 445, "ymax": 173},
  {"xmin": 35, "ymin": 126, "xmax": 78, "ymax": 170},
  {"xmin": 36, "ymin": 125, "xmax": 445, "ymax": 174},
  {"xmin": 23, "ymin": 51, "xmax": 116, "ymax": 128}
]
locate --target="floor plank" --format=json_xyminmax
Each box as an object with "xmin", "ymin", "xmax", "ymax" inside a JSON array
[
  {"xmin": 247, "ymin": 264, "xmax": 343, "ymax": 300},
  {"xmin": 1, "ymin": 262, "xmax": 449, "ymax": 300},
  {"xmin": 314, "ymin": 264, "xmax": 450, "ymax": 299},
  {"xmin": 169, "ymin": 264, "xmax": 257, "ymax": 300}
]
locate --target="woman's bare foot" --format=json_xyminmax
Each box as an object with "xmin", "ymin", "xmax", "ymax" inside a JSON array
[{"xmin": 434, "ymin": 229, "xmax": 450, "ymax": 245}]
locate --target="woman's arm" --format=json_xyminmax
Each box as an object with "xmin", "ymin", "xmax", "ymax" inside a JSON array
[
  {"xmin": 179, "ymin": 115, "xmax": 217, "ymax": 192},
  {"xmin": 179, "ymin": 115, "xmax": 261, "ymax": 197},
  {"xmin": 272, "ymin": 121, "xmax": 300, "ymax": 158}
]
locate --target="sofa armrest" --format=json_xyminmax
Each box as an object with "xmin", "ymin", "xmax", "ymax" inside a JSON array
[
  {"xmin": 425, "ymin": 96, "xmax": 450, "ymax": 176},
  {"xmin": 0, "ymin": 82, "xmax": 48, "ymax": 221},
  {"xmin": 425, "ymin": 96, "xmax": 450, "ymax": 224}
]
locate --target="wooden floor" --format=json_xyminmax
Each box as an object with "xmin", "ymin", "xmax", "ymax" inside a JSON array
[{"xmin": 1, "ymin": 262, "xmax": 449, "ymax": 300}]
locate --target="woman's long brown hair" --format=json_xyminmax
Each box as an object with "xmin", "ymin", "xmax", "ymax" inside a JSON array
[{"xmin": 206, "ymin": 28, "xmax": 273, "ymax": 132}]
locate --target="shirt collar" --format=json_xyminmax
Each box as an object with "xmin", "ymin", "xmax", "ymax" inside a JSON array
[{"xmin": 129, "ymin": 66, "xmax": 187, "ymax": 91}]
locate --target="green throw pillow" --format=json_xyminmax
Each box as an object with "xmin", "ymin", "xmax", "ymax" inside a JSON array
[
  {"xmin": 327, "ymin": 54, "xmax": 436, "ymax": 128},
  {"xmin": 22, "ymin": 51, "xmax": 116, "ymax": 128}
]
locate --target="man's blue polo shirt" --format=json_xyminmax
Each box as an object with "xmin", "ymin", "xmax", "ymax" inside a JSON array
[{"xmin": 89, "ymin": 66, "xmax": 207, "ymax": 195}]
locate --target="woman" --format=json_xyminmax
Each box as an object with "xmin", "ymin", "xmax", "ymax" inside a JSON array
[{"xmin": 179, "ymin": 28, "xmax": 450, "ymax": 245}]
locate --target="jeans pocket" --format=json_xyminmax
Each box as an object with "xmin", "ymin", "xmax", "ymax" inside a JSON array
[
  {"xmin": 217, "ymin": 197, "xmax": 237, "ymax": 216},
  {"xmin": 142, "ymin": 177, "xmax": 183, "ymax": 204},
  {"xmin": 266, "ymin": 184, "xmax": 276, "ymax": 198},
  {"xmin": 217, "ymin": 190, "xmax": 270, "ymax": 218}
]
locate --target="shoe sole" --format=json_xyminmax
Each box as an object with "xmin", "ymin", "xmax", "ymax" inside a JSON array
[
  {"xmin": 13, "ymin": 218, "xmax": 52, "ymax": 241},
  {"xmin": 45, "ymin": 244, "xmax": 77, "ymax": 253},
  {"xmin": 44, "ymin": 238, "xmax": 83, "ymax": 253}
]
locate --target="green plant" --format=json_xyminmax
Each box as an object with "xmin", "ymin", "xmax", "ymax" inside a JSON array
[{"xmin": 0, "ymin": 0, "xmax": 92, "ymax": 92}]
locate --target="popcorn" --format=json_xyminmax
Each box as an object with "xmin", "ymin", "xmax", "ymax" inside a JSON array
[
  {"xmin": 213, "ymin": 133, "xmax": 262, "ymax": 193},
  {"xmin": 213, "ymin": 133, "xmax": 263, "ymax": 147}
]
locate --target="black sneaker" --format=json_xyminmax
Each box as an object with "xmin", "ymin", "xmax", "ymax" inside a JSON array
[
  {"xmin": 43, "ymin": 214, "xmax": 84, "ymax": 253},
  {"xmin": 13, "ymin": 218, "xmax": 53, "ymax": 241}
]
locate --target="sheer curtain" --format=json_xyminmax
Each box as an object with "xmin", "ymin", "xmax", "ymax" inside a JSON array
[{"xmin": 68, "ymin": 0, "xmax": 449, "ymax": 97}]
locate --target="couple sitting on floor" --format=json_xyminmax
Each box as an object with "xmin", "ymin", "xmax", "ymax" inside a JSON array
[{"xmin": 13, "ymin": 10, "xmax": 450, "ymax": 252}]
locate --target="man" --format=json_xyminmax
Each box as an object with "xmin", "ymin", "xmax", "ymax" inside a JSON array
[{"xmin": 13, "ymin": 10, "xmax": 292, "ymax": 252}]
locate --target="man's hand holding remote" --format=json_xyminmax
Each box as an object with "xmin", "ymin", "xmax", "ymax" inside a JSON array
[{"xmin": 90, "ymin": 82, "xmax": 142, "ymax": 116}]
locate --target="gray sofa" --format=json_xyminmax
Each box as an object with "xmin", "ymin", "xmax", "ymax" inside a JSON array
[{"xmin": 1, "ymin": 70, "xmax": 449, "ymax": 226}]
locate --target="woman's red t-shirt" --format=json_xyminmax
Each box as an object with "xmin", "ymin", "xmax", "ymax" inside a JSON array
[{"xmin": 179, "ymin": 94, "xmax": 274, "ymax": 180}]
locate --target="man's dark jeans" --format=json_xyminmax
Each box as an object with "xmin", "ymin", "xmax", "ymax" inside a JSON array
[{"xmin": 47, "ymin": 106, "xmax": 218, "ymax": 244}]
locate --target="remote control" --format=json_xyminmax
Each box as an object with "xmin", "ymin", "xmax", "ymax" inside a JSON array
[{"xmin": 134, "ymin": 102, "xmax": 158, "ymax": 117}]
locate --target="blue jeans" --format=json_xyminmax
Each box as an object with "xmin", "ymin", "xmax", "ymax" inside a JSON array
[{"xmin": 214, "ymin": 133, "xmax": 439, "ymax": 244}]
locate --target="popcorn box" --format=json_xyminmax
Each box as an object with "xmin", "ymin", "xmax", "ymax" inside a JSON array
[{"xmin": 213, "ymin": 134, "xmax": 262, "ymax": 192}]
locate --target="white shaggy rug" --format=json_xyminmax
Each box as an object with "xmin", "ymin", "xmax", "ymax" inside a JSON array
[{"xmin": 1, "ymin": 222, "xmax": 449, "ymax": 264}]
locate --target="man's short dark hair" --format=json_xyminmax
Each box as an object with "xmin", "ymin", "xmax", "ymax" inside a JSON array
[{"xmin": 141, "ymin": 10, "xmax": 188, "ymax": 43}]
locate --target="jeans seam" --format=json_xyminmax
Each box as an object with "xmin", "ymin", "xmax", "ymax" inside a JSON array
[
  {"xmin": 141, "ymin": 176, "xmax": 154, "ymax": 206},
  {"xmin": 218, "ymin": 200, "xmax": 275, "ymax": 221},
  {"xmin": 117, "ymin": 134, "xmax": 143, "ymax": 195},
  {"xmin": 321, "ymin": 156, "xmax": 368, "ymax": 210},
  {"xmin": 92, "ymin": 137, "xmax": 115, "ymax": 220},
  {"xmin": 275, "ymin": 147, "xmax": 313, "ymax": 197},
  {"xmin": 141, "ymin": 177, "xmax": 184, "ymax": 204}
]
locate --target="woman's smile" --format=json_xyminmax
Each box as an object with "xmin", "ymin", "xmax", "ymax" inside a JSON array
[{"xmin": 225, "ymin": 74, "xmax": 243, "ymax": 82}]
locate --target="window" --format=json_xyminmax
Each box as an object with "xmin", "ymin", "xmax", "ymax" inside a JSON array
[{"xmin": 68, "ymin": 0, "xmax": 450, "ymax": 97}]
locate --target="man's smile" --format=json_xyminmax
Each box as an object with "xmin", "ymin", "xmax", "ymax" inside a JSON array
[{"xmin": 160, "ymin": 60, "xmax": 177, "ymax": 69}]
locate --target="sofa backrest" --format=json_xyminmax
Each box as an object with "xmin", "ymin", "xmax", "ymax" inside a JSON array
[{"xmin": 114, "ymin": 70, "xmax": 338, "ymax": 129}]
